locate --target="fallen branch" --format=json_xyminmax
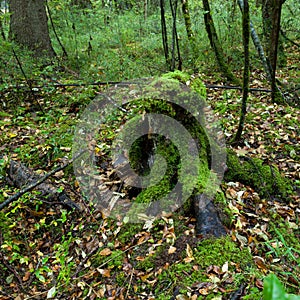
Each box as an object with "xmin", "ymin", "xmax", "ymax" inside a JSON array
[
  {"xmin": 280, "ymin": 29, "xmax": 300, "ymax": 48},
  {"xmin": 0, "ymin": 151, "xmax": 85, "ymax": 210},
  {"xmin": 2, "ymin": 81, "xmax": 273, "ymax": 93}
]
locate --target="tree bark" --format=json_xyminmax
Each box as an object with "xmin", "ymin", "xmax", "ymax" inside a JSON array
[
  {"xmin": 261, "ymin": 0, "xmax": 286, "ymax": 67},
  {"xmin": 160, "ymin": 0, "xmax": 170, "ymax": 68},
  {"xmin": 9, "ymin": 0, "xmax": 55, "ymax": 57},
  {"xmin": 194, "ymin": 194, "xmax": 226, "ymax": 237},
  {"xmin": 181, "ymin": 0, "xmax": 195, "ymax": 48},
  {"xmin": 238, "ymin": 0, "xmax": 271, "ymax": 81},
  {"xmin": 233, "ymin": 0, "xmax": 250, "ymax": 144},
  {"xmin": 237, "ymin": 0, "xmax": 284, "ymax": 104},
  {"xmin": 269, "ymin": 0, "xmax": 283, "ymax": 102},
  {"xmin": 202, "ymin": 0, "xmax": 240, "ymax": 85},
  {"xmin": 170, "ymin": 0, "xmax": 182, "ymax": 71},
  {"xmin": 0, "ymin": 12, "xmax": 5, "ymax": 40},
  {"xmin": 1, "ymin": 160, "xmax": 80, "ymax": 211}
]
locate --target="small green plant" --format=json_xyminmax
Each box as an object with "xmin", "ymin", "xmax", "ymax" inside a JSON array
[
  {"xmin": 263, "ymin": 274, "xmax": 300, "ymax": 300},
  {"xmin": 53, "ymin": 232, "xmax": 76, "ymax": 286}
]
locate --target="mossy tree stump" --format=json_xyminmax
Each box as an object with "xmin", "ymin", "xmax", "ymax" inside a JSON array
[{"xmin": 112, "ymin": 71, "xmax": 227, "ymax": 236}]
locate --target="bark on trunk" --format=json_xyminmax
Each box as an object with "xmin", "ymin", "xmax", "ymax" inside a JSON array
[
  {"xmin": 261, "ymin": 0, "xmax": 286, "ymax": 65},
  {"xmin": 233, "ymin": 0, "xmax": 250, "ymax": 144},
  {"xmin": 237, "ymin": 0, "xmax": 284, "ymax": 104},
  {"xmin": 194, "ymin": 194, "xmax": 226, "ymax": 237},
  {"xmin": 181, "ymin": 0, "xmax": 195, "ymax": 49},
  {"xmin": 160, "ymin": 0, "xmax": 170, "ymax": 68},
  {"xmin": 269, "ymin": 0, "xmax": 283, "ymax": 102},
  {"xmin": 202, "ymin": 0, "xmax": 240, "ymax": 85},
  {"xmin": 9, "ymin": 0, "xmax": 55, "ymax": 57}
]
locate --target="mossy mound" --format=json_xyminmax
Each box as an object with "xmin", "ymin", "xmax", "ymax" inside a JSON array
[
  {"xmin": 126, "ymin": 72, "xmax": 210, "ymax": 209},
  {"xmin": 225, "ymin": 150, "xmax": 293, "ymax": 201},
  {"xmin": 162, "ymin": 70, "xmax": 207, "ymax": 99}
]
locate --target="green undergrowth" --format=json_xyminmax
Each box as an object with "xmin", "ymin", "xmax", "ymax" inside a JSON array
[
  {"xmin": 87, "ymin": 215, "xmax": 262, "ymax": 299},
  {"xmin": 134, "ymin": 235, "xmax": 260, "ymax": 299}
]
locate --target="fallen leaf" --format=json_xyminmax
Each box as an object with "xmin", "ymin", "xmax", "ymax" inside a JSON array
[
  {"xmin": 99, "ymin": 248, "xmax": 112, "ymax": 256},
  {"xmin": 47, "ymin": 286, "xmax": 56, "ymax": 299},
  {"xmin": 168, "ymin": 246, "xmax": 177, "ymax": 254}
]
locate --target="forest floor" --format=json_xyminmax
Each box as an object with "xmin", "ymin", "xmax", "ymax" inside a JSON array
[{"xmin": 0, "ymin": 53, "xmax": 299, "ymax": 299}]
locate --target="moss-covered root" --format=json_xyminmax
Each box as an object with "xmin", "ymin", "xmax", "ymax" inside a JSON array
[{"xmin": 224, "ymin": 150, "xmax": 293, "ymax": 201}]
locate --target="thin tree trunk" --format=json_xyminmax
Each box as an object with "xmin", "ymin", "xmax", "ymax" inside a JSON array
[
  {"xmin": 0, "ymin": 9, "xmax": 6, "ymax": 40},
  {"xmin": 233, "ymin": 0, "xmax": 250, "ymax": 144},
  {"xmin": 160, "ymin": 0, "xmax": 170, "ymax": 68},
  {"xmin": 181, "ymin": 0, "xmax": 195, "ymax": 48},
  {"xmin": 238, "ymin": 0, "xmax": 271, "ymax": 80},
  {"xmin": 170, "ymin": 0, "xmax": 182, "ymax": 71},
  {"xmin": 181, "ymin": 0, "xmax": 197, "ymax": 69},
  {"xmin": 270, "ymin": 0, "xmax": 283, "ymax": 102},
  {"xmin": 144, "ymin": 0, "xmax": 148, "ymax": 20},
  {"xmin": 237, "ymin": 0, "xmax": 284, "ymax": 103},
  {"xmin": 202, "ymin": 0, "xmax": 239, "ymax": 85}
]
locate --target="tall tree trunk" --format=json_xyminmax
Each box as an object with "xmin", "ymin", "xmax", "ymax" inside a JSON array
[
  {"xmin": 181, "ymin": 0, "xmax": 197, "ymax": 68},
  {"xmin": 9, "ymin": 0, "xmax": 55, "ymax": 57},
  {"xmin": 233, "ymin": 0, "xmax": 250, "ymax": 144},
  {"xmin": 0, "ymin": 11, "xmax": 6, "ymax": 40},
  {"xmin": 144, "ymin": 0, "xmax": 148, "ymax": 20},
  {"xmin": 237, "ymin": 0, "xmax": 284, "ymax": 104},
  {"xmin": 181, "ymin": 0, "xmax": 195, "ymax": 47},
  {"xmin": 202, "ymin": 0, "xmax": 239, "ymax": 85},
  {"xmin": 269, "ymin": 0, "xmax": 283, "ymax": 102},
  {"xmin": 170, "ymin": 0, "xmax": 182, "ymax": 71},
  {"xmin": 160, "ymin": 0, "xmax": 170, "ymax": 68},
  {"xmin": 262, "ymin": 0, "xmax": 286, "ymax": 67}
]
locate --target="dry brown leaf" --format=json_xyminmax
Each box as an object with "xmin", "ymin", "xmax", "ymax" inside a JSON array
[
  {"xmin": 168, "ymin": 246, "xmax": 177, "ymax": 254},
  {"xmin": 99, "ymin": 248, "xmax": 112, "ymax": 256},
  {"xmin": 186, "ymin": 243, "xmax": 193, "ymax": 258}
]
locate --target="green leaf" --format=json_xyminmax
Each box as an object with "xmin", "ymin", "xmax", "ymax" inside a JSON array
[
  {"xmin": 263, "ymin": 274, "xmax": 285, "ymax": 299},
  {"xmin": 263, "ymin": 274, "xmax": 300, "ymax": 300}
]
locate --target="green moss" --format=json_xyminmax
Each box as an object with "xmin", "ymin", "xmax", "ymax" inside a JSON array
[
  {"xmin": 162, "ymin": 70, "xmax": 206, "ymax": 99},
  {"xmin": 91, "ymin": 249, "xmax": 125, "ymax": 269},
  {"xmin": 190, "ymin": 78, "xmax": 207, "ymax": 99},
  {"xmin": 225, "ymin": 150, "xmax": 293, "ymax": 201},
  {"xmin": 124, "ymin": 76, "xmax": 210, "ymax": 207},
  {"xmin": 116, "ymin": 223, "xmax": 143, "ymax": 244},
  {"xmin": 136, "ymin": 244, "xmax": 166, "ymax": 270},
  {"xmin": 162, "ymin": 70, "xmax": 191, "ymax": 83},
  {"xmin": 116, "ymin": 272, "xmax": 126, "ymax": 285},
  {"xmin": 151, "ymin": 236, "xmax": 257, "ymax": 299},
  {"xmin": 193, "ymin": 236, "xmax": 253, "ymax": 268},
  {"xmin": 213, "ymin": 190, "xmax": 233, "ymax": 227}
]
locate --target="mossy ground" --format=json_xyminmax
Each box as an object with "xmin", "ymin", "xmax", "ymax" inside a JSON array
[{"xmin": 1, "ymin": 73, "xmax": 299, "ymax": 298}]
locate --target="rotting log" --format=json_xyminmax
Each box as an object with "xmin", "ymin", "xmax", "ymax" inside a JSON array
[{"xmin": 1, "ymin": 159, "xmax": 80, "ymax": 210}]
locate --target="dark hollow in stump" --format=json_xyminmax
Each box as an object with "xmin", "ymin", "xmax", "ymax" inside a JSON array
[{"xmin": 193, "ymin": 193, "xmax": 226, "ymax": 237}]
